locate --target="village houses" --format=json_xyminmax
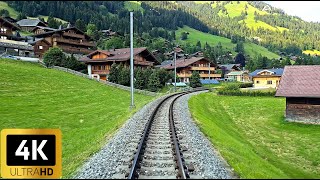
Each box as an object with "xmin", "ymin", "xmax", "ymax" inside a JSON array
[
  {"xmin": 79, "ymin": 47, "xmax": 160, "ymax": 80},
  {"xmin": 160, "ymin": 57, "xmax": 221, "ymax": 83},
  {"xmin": 250, "ymin": 68, "xmax": 284, "ymax": 89}
]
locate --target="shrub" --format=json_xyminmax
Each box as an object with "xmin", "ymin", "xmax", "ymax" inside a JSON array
[
  {"xmin": 108, "ymin": 63, "xmax": 119, "ymax": 83},
  {"xmin": 118, "ymin": 65, "xmax": 130, "ymax": 86},
  {"xmin": 134, "ymin": 67, "xmax": 145, "ymax": 90},
  {"xmin": 190, "ymin": 71, "xmax": 202, "ymax": 88},
  {"xmin": 43, "ymin": 47, "xmax": 66, "ymax": 67},
  {"xmin": 239, "ymin": 82, "xmax": 253, "ymax": 88},
  {"xmin": 148, "ymin": 70, "xmax": 161, "ymax": 92}
]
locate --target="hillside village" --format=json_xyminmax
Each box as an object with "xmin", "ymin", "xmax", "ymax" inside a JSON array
[
  {"xmin": 0, "ymin": 14, "xmax": 305, "ymax": 90},
  {"xmin": 1, "ymin": 1, "xmax": 320, "ymax": 179}
]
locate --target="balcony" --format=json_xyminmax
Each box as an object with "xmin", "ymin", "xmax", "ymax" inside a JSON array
[
  {"xmin": 177, "ymin": 73, "xmax": 221, "ymax": 78},
  {"xmin": 92, "ymin": 70, "xmax": 109, "ymax": 75},
  {"xmin": 190, "ymin": 66, "xmax": 216, "ymax": 71},
  {"xmin": 53, "ymin": 37, "xmax": 95, "ymax": 47},
  {"xmin": 58, "ymin": 45, "xmax": 93, "ymax": 54},
  {"xmin": 63, "ymin": 32, "xmax": 85, "ymax": 39}
]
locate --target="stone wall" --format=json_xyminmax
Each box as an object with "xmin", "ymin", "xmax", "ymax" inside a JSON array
[
  {"xmin": 50, "ymin": 66, "xmax": 159, "ymax": 97},
  {"xmin": 286, "ymin": 103, "xmax": 320, "ymax": 124}
]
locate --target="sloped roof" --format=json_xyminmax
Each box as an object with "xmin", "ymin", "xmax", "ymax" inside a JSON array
[
  {"xmin": 33, "ymin": 27, "xmax": 92, "ymax": 40},
  {"xmin": 219, "ymin": 64, "xmax": 241, "ymax": 71},
  {"xmin": 249, "ymin": 68, "xmax": 284, "ymax": 77},
  {"xmin": 32, "ymin": 26, "xmax": 57, "ymax": 32},
  {"xmin": 275, "ymin": 66, "xmax": 320, "ymax": 98},
  {"xmin": 161, "ymin": 57, "xmax": 209, "ymax": 70},
  {"xmin": 17, "ymin": 19, "xmax": 47, "ymax": 27},
  {"xmin": 0, "ymin": 16, "xmax": 20, "ymax": 30},
  {"xmin": 79, "ymin": 47, "xmax": 160, "ymax": 65},
  {"xmin": 226, "ymin": 71, "xmax": 247, "ymax": 76}
]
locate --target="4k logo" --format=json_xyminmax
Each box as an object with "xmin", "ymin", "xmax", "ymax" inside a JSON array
[{"xmin": 1, "ymin": 129, "xmax": 62, "ymax": 179}]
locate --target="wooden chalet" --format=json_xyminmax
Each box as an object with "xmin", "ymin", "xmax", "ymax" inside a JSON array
[
  {"xmin": 275, "ymin": 66, "xmax": 320, "ymax": 124},
  {"xmin": 218, "ymin": 64, "xmax": 241, "ymax": 78},
  {"xmin": 33, "ymin": 26, "xmax": 95, "ymax": 56},
  {"xmin": 16, "ymin": 19, "xmax": 47, "ymax": 32},
  {"xmin": 161, "ymin": 57, "xmax": 221, "ymax": 83},
  {"xmin": 32, "ymin": 26, "xmax": 57, "ymax": 35},
  {"xmin": 0, "ymin": 16, "xmax": 21, "ymax": 40},
  {"xmin": 79, "ymin": 47, "xmax": 160, "ymax": 80}
]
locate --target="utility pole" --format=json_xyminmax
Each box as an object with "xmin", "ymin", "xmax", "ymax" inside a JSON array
[
  {"xmin": 174, "ymin": 51, "xmax": 177, "ymax": 92},
  {"xmin": 208, "ymin": 62, "xmax": 211, "ymax": 85},
  {"xmin": 130, "ymin": 12, "xmax": 135, "ymax": 109}
]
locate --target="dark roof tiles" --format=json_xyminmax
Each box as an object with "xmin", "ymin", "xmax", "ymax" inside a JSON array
[{"xmin": 275, "ymin": 65, "xmax": 320, "ymax": 98}]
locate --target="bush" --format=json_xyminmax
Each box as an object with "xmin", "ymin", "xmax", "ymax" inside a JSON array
[
  {"xmin": 148, "ymin": 70, "xmax": 162, "ymax": 92},
  {"xmin": 134, "ymin": 67, "xmax": 145, "ymax": 90},
  {"xmin": 239, "ymin": 82, "xmax": 253, "ymax": 88},
  {"xmin": 217, "ymin": 88, "xmax": 276, "ymax": 97},
  {"xmin": 118, "ymin": 65, "xmax": 130, "ymax": 86},
  {"xmin": 190, "ymin": 71, "xmax": 202, "ymax": 88},
  {"xmin": 43, "ymin": 47, "xmax": 66, "ymax": 67},
  {"xmin": 108, "ymin": 63, "xmax": 119, "ymax": 83}
]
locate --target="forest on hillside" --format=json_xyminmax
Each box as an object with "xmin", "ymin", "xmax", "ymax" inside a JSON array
[{"xmin": 4, "ymin": 1, "xmax": 320, "ymax": 68}]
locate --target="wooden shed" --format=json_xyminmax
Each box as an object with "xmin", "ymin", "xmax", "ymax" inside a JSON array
[{"xmin": 275, "ymin": 66, "xmax": 320, "ymax": 124}]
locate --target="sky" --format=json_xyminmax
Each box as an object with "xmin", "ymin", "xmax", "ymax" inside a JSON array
[{"xmin": 264, "ymin": 1, "xmax": 320, "ymax": 23}]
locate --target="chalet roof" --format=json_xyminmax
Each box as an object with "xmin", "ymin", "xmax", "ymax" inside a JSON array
[
  {"xmin": 79, "ymin": 47, "xmax": 160, "ymax": 65},
  {"xmin": 275, "ymin": 66, "xmax": 320, "ymax": 98},
  {"xmin": 0, "ymin": 39, "xmax": 33, "ymax": 50},
  {"xmin": 219, "ymin": 64, "xmax": 241, "ymax": 71},
  {"xmin": 2, "ymin": 16, "xmax": 17, "ymax": 23},
  {"xmin": 32, "ymin": 26, "xmax": 57, "ymax": 32},
  {"xmin": 155, "ymin": 60, "xmax": 173, "ymax": 68},
  {"xmin": 0, "ymin": 16, "xmax": 20, "ymax": 30},
  {"xmin": 33, "ymin": 27, "xmax": 92, "ymax": 40},
  {"xmin": 226, "ymin": 71, "xmax": 247, "ymax": 76},
  {"xmin": 16, "ymin": 19, "xmax": 47, "ymax": 27},
  {"xmin": 249, "ymin": 68, "xmax": 284, "ymax": 77},
  {"xmin": 161, "ymin": 57, "xmax": 209, "ymax": 70}
]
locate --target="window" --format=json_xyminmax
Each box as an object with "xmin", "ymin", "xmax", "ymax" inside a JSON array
[
  {"xmin": 0, "ymin": 36, "xmax": 7, "ymax": 40},
  {"xmin": 267, "ymin": 80, "xmax": 273, "ymax": 84},
  {"xmin": 256, "ymin": 81, "xmax": 260, "ymax": 84},
  {"xmin": 39, "ymin": 45, "xmax": 43, "ymax": 50},
  {"xmin": 0, "ymin": 28, "xmax": 7, "ymax": 33}
]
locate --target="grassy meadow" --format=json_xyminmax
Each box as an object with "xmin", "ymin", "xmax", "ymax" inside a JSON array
[
  {"xmin": 176, "ymin": 26, "xmax": 280, "ymax": 59},
  {"xmin": 0, "ymin": 59, "xmax": 154, "ymax": 177},
  {"xmin": 189, "ymin": 92, "xmax": 320, "ymax": 178}
]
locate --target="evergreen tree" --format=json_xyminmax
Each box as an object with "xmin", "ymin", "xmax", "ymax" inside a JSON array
[
  {"xmin": 118, "ymin": 65, "xmax": 130, "ymax": 86},
  {"xmin": 148, "ymin": 70, "xmax": 161, "ymax": 92},
  {"xmin": 246, "ymin": 58, "xmax": 256, "ymax": 72},
  {"xmin": 234, "ymin": 53, "xmax": 246, "ymax": 67},
  {"xmin": 181, "ymin": 32, "xmax": 188, "ymax": 40},
  {"xmin": 189, "ymin": 71, "xmax": 202, "ymax": 88},
  {"xmin": 134, "ymin": 67, "xmax": 145, "ymax": 90},
  {"xmin": 75, "ymin": 19, "xmax": 86, "ymax": 32},
  {"xmin": 256, "ymin": 55, "xmax": 268, "ymax": 69},
  {"xmin": 281, "ymin": 57, "xmax": 292, "ymax": 66},
  {"xmin": 108, "ymin": 63, "xmax": 119, "ymax": 83}
]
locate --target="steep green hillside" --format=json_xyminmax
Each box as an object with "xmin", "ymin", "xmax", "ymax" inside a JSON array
[
  {"xmin": 0, "ymin": 1, "xmax": 19, "ymax": 18},
  {"xmin": 124, "ymin": 1, "xmax": 144, "ymax": 13},
  {"xmin": 176, "ymin": 26, "xmax": 279, "ymax": 59},
  {"xmin": 0, "ymin": 58, "xmax": 154, "ymax": 177}
]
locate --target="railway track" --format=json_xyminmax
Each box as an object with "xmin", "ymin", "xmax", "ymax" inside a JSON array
[{"xmin": 115, "ymin": 88, "xmax": 208, "ymax": 179}]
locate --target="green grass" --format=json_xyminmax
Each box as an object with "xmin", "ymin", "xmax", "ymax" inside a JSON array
[
  {"xmin": 0, "ymin": 1, "xmax": 19, "ymax": 18},
  {"xmin": 189, "ymin": 93, "xmax": 320, "ymax": 178},
  {"xmin": 175, "ymin": 26, "xmax": 280, "ymax": 59},
  {"xmin": 0, "ymin": 59, "xmax": 154, "ymax": 178},
  {"xmin": 124, "ymin": 1, "xmax": 144, "ymax": 13},
  {"xmin": 20, "ymin": 30, "xmax": 33, "ymax": 36},
  {"xmin": 303, "ymin": 49, "xmax": 320, "ymax": 56}
]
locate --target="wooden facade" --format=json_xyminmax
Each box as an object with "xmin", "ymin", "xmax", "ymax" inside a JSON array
[
  {"xmin": 79, "ymin": 48, "xmax": 160, "ymax": 81},
  {"xmin": 32, "ymin": 39, "xmax": 51, "ymax": 58},
  {"xmin": 34, "ymin": 27, "xmax": 95, "ymax": 56},
  {"xmin": 161, "ymin": 57, "xmax": 221, "ymax": 83},
  {"xmin": 285, "ymin": 97, "xmax": 320, "ymax": 124},
  {"xmin": 0, "ymin": 17, "xmax": 20, "ymax": 40},
  {"xmin": 275, "ymin": 66, "xmax": 320, "ymax": 124}
]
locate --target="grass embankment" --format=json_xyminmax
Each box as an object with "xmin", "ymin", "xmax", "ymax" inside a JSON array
[
  {"xmin": 0, "ymin": 59, "xmax": 154, "ymax": 177},
  {"xmin": 175, "ymin": 26, "xmax": 280, "ymax": 59},
  {"xmin": 189, "ymin": 93, "xmax": 320, "ymax": 178}
]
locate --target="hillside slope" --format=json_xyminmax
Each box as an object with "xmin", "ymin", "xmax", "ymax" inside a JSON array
[
  {"xmin": 0, "ymin": 59, "xmax": 153, "ymax": 177},
  {"xmin": 176, "ymin": 26, "xmax": 280, "ymax": 59}
]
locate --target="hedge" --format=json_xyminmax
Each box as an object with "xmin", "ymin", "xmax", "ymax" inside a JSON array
[{"xmin": 217, "ymin": 89, "xmax": 276, "ymax": 97}]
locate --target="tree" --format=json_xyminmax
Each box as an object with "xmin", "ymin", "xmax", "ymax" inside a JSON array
[
  {"xmin": 246, "ymin": 59, "xmax": 256, "ymax": 72},
  {"xmin": 118, "ymin": 65, "xmax": 130, "ymax": 86},
  {"xmin": 181, "ymin": 32, "xmax": 188, "ymax": 40},
  {"xmin": 75, "ymin": 19, "xmax": 86, "ymax": 32},
  {"xmin": 43, "ymin": 47, "xmax": 66, "ymax": 67},
  {"xmin": 234, "ymin": 53, "xmax": 246, "ymax": 67},
  {"xmin": 134, "ymin": 67, "xmax": 145, "ymax": 90},
  {"xmin": 235, "ymin": 41, "xmax": 244, "ymax": 53},
  {"xmin": 147, "ymin": 70, "xmax": 161, "ymax": 92},
  {"xmin": 281, "ymin": 57, "xmax": 292, "ymax": 66},
  {"xmin": 63, "ymin": 54, "xmax": 86, "ymax": 71},
  {"xmin": 86, "ymin": 23, "xmax": 100, "ymax": 41},
  {"xmin": 108, "ymin": 63, "xmax": 119, "ymax": 83},
  {"xmin": 17, "ymin": 13, "xmax": 27, "ymax": 21},
  {"xmin": 0, "ymin": 9, "xmax": 9, "ymax": 17},
  {"xmin": 269, "ymin": 59, "xmax": 282, "ymax": 68},
  {"xmin": 101, "ymin": 37, "xmax": 124, "ymax": 50},
  {"xmin": 189, "ymin": 71, "xmax": 202, "ymax": 88},
  {"xmin": 256, "ymin": 55, "xmax": 268, "ymax": 69}
]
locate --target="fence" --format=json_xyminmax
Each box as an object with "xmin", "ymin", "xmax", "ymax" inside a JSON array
[{"xmin": 50, "ymin": 66, "xmax": 159, "ymax": 96}]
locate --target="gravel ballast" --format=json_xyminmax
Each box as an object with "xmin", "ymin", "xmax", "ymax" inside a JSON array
[{"xmin": 73, "ymin": 91, "xmax": 236, "ymax": 179}]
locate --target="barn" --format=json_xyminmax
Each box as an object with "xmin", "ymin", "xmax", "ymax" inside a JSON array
[{"xmin": 275, "ymin": 66, "xmax": 320, "ymax": 124}]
